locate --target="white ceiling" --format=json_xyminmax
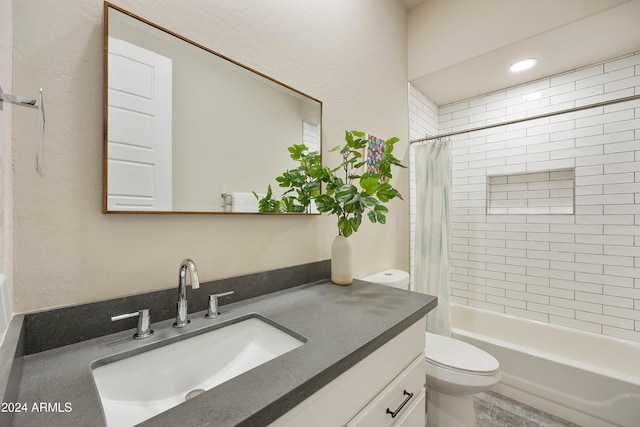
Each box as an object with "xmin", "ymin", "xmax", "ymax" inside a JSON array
[{"xmin": 404, "ymin": 0, "xmax": 640, "ymax": 105}]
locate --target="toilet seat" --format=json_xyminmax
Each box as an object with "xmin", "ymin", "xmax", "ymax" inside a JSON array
[{"xmin": 425, "ymin": 332, "xmax": 499, "ymax": 376}]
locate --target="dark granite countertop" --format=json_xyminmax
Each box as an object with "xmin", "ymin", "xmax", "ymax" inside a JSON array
[{"xmin": 12, "ymin": 279, "xmax": 436, "ymax": 427}]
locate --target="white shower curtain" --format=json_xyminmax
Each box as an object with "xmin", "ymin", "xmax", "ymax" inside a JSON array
[{"xmin": 414, "ymin": 138, "xmax": 452, "ymax": 336}]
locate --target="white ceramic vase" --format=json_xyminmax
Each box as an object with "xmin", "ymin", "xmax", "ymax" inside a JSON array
[{"xmin": 331, "ymin": 235, "xmax": 353, "ymax": 285}]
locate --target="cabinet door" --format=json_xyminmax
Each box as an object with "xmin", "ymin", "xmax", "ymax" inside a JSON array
[
  {"xmin": 346, "ymin": 355, "xmax": 426, "ymax": 427},
  {"xmin": 269, "ymin": 321, "xmax": 425, "ymax": 427}
]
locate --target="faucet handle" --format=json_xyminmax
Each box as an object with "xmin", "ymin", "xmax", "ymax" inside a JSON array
[
  {"xmin": 112, "ymin": 308, "xmax": 154, "ymax": 339},
  {"xmin": 206, "ymin": 291, "xmax": 235, "ymax": 319}
]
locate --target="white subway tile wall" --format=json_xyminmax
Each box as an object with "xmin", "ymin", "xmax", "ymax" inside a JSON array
[
  {"xmin": 409, "ymin": 52, "xmax": 640, "ymax": 343},
  {"xmin": 302, "ymin": 121, "xmax": 320, "ymax": 153},
  {"xmin": 487, "ymin": 169, "xmax": 575, "ymax": 215},
  {"xmin": 409, "ymin": 84, "xmax": 439, "ymax": 289}
]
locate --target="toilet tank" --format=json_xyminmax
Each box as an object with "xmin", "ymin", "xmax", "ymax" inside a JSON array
[{"xmin": 361, "ymin": 269, "xmax": 410, "ymax": 290}]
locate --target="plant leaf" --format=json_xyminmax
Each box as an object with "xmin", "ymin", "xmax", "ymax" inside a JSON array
[
  {"xmin": 338, "ymin": 216, "xmax": 353, "ymax": 237},
  {"xmin": 360, "ymin": 177, "xmax": 379, "ymax": 195}
]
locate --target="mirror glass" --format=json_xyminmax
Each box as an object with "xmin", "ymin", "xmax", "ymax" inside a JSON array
[{"xmin": 104, "ymin": 3, "xmax": 322, "ymax": 213}]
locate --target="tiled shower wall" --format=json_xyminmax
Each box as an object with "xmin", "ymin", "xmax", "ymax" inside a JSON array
[
  {"xmin": 410, "ymin": 52, "xmax": 640, "ymax": 343},
  {"xmin": 408, "ymin": 84, "xmax": 439, "ymax": 289},
  {"xmin": 302, "ymin": 121, "xmax": 321, "ymax": 153}
]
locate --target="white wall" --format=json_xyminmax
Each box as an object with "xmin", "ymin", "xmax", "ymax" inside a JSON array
[
  {"xmin": 11, "ymin": 0, "xmax": 410, "ymax": 313},
  {"xmin": 0, "ymin": 0, "xmax": 14, "ymax": 338},
  {"xmin": 411, "ymin": 53, "xmax": 640, "ymax": 343}
]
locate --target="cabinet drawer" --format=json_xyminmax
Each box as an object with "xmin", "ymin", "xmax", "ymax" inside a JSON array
[
  {"xmin": 395, "ymin": 388, "xmax": 426, "ymax": 427},
  {"xmin": 347, "ymin": 354, "xmax": 426, "ymax": 427}
]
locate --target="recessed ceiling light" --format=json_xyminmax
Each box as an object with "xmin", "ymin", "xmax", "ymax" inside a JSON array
[{"xmin": 507, "ymin": 58, "xmax": 537, "ymax": 73}]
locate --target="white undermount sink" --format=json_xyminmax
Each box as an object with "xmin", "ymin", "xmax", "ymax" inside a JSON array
[{"xmin": 91, "ymin": 316, "xmax": 305, "ymax": 427}]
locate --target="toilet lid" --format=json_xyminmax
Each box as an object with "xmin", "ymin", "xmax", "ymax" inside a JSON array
[{"xmin": 425, "ymin": 333, "xmax": 499, "ymax": 375}]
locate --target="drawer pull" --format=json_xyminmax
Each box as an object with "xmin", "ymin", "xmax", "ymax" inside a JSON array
[{"xmin": 385, "ymin": 390, "xmax": 413, "ymax": 418}]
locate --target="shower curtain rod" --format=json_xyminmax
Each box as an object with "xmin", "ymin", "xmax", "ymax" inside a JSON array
[{"xmin": 410, "ymin": 94, "xmax": 640, "ymax": 144}]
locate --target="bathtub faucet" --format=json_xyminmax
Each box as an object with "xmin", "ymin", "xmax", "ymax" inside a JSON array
[{"xmin": 174, "ymin": 258, "xmax": 200, "ymax": 328}]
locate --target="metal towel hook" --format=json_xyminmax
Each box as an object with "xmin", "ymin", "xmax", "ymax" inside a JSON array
[{"xmin": 0, "ymin": 85, "xmax": 46, "ymax": 177}]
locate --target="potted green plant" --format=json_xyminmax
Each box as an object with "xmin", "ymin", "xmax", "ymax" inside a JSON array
[
  {"xmin": 313, "ymin": 130, "xmax": 405, "ymax": 284},
  {"xmin": 256, "ymin": 130, "xmax": 405, "ymax": 285}
]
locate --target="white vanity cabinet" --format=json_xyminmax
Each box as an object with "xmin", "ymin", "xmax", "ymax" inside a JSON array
[
  {"xmin": 270, "ymin": 320, "xmax": 426, "ymax": 427},
  {"xmin": 347, "ymin": 355, "xmax": 426, "ymax": 427}
]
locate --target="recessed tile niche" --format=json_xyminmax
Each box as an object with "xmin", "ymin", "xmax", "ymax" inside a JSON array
[{"xmin": 487, "ymin": 169, "xmax": 575, "ymax": 215}]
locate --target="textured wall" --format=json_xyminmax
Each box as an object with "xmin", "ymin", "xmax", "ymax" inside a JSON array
[
  {"xmin": 0, "ymin": 0, "xmax": 14, "ymax": 334},
  {"xmin": 12, "ymin": 0, "xmax": 410, "ymax": 312}
]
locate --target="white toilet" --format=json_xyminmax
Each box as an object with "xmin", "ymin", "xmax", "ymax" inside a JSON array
[{"xmin": 362, "ymin": 270, "xmax": 500, "ymax": 427}]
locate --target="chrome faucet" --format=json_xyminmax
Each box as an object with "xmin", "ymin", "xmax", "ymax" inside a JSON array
[
  {"xmin": 206, "ymin": 291, "xmax": 235, "ymax": 319},
  {"xmin": 111, "ymin": 308, "xmax": 154, "ymax": 339},
  {"xmin": 174, "ymin": 258, "xmax": 200, "ymax": 328}
]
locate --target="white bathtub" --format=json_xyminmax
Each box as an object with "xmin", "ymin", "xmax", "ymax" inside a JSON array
[{"xmin": 450, "ymin": 303, "xmax": 640, "ymax": 427}]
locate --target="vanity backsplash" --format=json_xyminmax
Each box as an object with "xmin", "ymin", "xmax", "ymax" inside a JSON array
[{"xmin": 23, "ymin": 260, "xmax": 330, "ymax": 354}]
